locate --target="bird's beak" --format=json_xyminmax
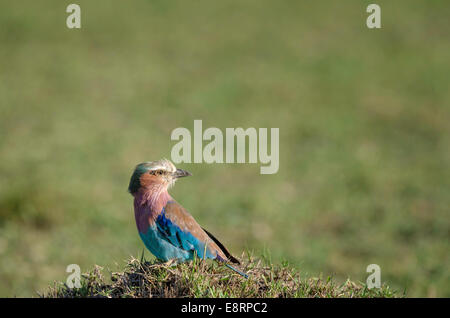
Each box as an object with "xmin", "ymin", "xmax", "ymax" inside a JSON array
[{"xmin": 173, "ymin": 168, "xmax": 192, "ymax": 179}]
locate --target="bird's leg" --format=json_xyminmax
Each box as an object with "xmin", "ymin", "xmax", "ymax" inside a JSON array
[{"xmin": 162, "ymin": 259, "xmax": 178, "ymax": 267}]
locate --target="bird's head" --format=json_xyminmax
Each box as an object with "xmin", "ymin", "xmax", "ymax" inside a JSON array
[{"xmin": 128, "ymin": 159, "xmax": 191, "ymax": 195}]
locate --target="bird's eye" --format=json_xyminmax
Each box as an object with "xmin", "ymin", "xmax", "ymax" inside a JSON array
[{"xmin": 157, "ymin": 170, "xmax": 163, "ymax": 175}]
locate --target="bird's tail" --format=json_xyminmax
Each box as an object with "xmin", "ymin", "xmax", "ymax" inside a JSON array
[{"xmin": 225, "ymin": 263, "xmax": 249, "ymax": 279}]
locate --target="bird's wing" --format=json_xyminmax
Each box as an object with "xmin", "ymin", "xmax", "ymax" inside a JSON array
[
  {"xmin": 155, "ymin": 200, "xmax": 233, "ymax": 262},
  {"xmin": 201, "ymin": 227, "xmax": 240, "ymax": 264}
]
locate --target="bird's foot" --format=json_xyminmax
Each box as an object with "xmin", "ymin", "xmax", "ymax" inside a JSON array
[{"xmin": 162, "ymin": 259, "xmax": 178, "ymax": 267}]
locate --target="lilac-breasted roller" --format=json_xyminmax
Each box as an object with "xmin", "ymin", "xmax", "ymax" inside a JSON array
[{"xmin": 128, "ymin": 159, "xmax": 248, "ymax": 278}]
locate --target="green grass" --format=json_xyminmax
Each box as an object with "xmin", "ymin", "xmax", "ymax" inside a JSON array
[
  {"xmin": 43, "ymin": 254, "xmax": 397, "ymax": 298},
  {"xmin": 0, "ymin": 0, "xmax": 449, "ymax": 297}
]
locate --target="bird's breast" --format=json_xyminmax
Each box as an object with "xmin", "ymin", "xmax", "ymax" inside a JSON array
[{"xmin": 133, "ymin": 190, "xmax": 172, "ymax": 233}]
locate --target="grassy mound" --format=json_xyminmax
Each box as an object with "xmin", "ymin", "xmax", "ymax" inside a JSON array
[{"xmin": 43, "ymin": 254, "xmax": 397, "ymax": 298}]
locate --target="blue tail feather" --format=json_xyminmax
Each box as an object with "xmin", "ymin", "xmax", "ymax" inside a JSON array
[{"xmin": 225, "ymin": 263, "xmax": 249, "ymax": 279}]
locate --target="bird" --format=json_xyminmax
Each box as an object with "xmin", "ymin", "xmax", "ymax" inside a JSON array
[{"xmin": 128, "ymin": 159, "xmax": 248, "ymax": 278}]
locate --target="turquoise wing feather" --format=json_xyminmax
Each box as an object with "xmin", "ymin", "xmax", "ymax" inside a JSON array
[{"xmin": 154, "ymin": 201, "xmax": 217, "ymax": 260}]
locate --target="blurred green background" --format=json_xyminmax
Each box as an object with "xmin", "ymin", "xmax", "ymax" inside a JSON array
[{"xmin": 0, "ymin": 0, "xmax": 449, "ymax": 297}]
